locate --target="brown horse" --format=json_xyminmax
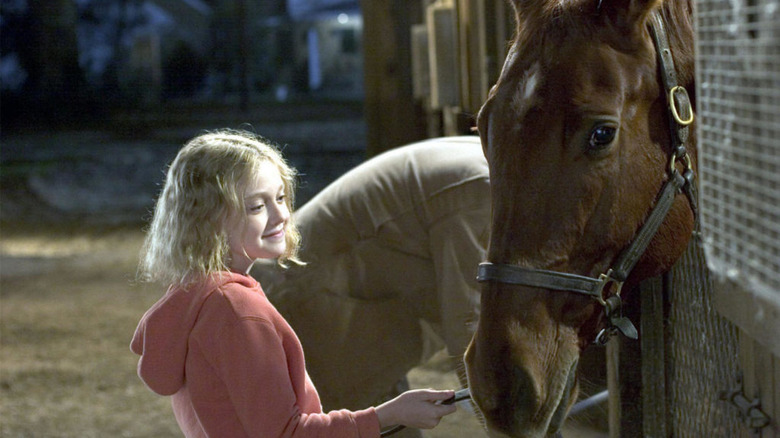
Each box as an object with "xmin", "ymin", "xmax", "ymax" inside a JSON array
[{"xmin": 463, "ymin": 0, "xmax": 697, "ymax": 436}]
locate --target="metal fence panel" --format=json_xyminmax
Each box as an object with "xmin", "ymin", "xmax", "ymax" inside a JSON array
[{"xmin": 696, "ymin": 0, "xmax": 780, "ymax": 301}]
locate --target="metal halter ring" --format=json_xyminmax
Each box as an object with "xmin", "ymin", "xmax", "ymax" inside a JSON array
[
  {"xmin": 668, "ymin": 85, "xmax": 694, "ymax": 126},
  {"xmin": 668, "ymin": 150, "xmax": 693, "ymax": 174},
  {"xmin": 595, "ymin": 271, "xmax": 624, "ymax": 307}
]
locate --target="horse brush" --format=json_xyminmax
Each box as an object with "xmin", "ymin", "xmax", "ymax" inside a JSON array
[
  {"xmin": 442, "ymin": 388, "xmax": 472, "ymax": 405},
  {"xmin": 379, "ymin": 388, "xmax": 472, "ymax": 437}
]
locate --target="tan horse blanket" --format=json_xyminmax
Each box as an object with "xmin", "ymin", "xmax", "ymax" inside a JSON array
[{"xmin": 253, "ymin": 136, "xmax": 490, "ymax": 411}]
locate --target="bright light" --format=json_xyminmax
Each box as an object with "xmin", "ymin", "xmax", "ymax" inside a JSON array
[{"xmin": 337, "ymin": 13, "xmax": 349, "ymax": 24}]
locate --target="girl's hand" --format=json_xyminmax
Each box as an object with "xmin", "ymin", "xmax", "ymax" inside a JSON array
[{"xmin": 375, "ymin": 389, "xmax": 457, "ymax": 429}]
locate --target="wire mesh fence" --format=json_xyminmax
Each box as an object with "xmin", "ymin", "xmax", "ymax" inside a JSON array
[{"xmin": 696, "ymin": 0, "xmax": 780, "ymax": 297}]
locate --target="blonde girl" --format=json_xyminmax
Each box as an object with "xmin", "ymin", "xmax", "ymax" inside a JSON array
[{"xmin": 131, "ymin": 129, "xmax": 456, "ymax": 438}]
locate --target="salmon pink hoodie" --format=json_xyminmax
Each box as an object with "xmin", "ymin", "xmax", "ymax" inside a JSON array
[{"xmin": 130, "ymin": 271, "xmax": 380, "ymax": 437}]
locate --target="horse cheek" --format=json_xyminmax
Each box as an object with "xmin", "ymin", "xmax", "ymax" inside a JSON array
[{"xmin": 630, "ymin": 195, "xmax": 696, "ymax": 284}]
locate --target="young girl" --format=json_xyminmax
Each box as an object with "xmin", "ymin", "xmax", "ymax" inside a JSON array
[{"xmin": 130, "ymin": 129, "xmax": 457, "ymax": 437}]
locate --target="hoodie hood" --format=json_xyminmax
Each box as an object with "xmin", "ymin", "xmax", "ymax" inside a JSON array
[{"xmin": 130, "ymin": 271, "xmax": 258, "ymax": 395}]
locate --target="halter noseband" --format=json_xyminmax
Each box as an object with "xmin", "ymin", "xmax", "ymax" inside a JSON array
[{"xmin": 476, "ymin": 11, "xmax": 697, "ymax": 345}]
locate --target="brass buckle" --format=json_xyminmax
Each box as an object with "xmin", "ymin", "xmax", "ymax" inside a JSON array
[{"xmin": 669, "ymin": 85, "xmax": 694, "ymax": 126}]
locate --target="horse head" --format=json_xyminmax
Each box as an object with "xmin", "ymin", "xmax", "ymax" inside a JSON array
[{"xmin": 464, "ymin": 0, "xmax": 696, "ymax": 436}]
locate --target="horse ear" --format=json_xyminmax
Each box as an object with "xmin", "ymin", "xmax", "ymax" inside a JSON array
[{"xmin": 600, "ymin": 0, "xmax": 663, "ymax": 38}]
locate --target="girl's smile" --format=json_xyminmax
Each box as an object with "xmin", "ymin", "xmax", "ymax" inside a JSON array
[
  {"xmin": 262, "ymin": 227, "xmax": 285, "ymax": 241},
  {"xmin": 227, "ymin": 160, "xmax": 290, "ymax": 273}
]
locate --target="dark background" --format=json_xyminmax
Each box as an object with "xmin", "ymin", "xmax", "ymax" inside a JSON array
[{"xmin": 1, "ymin": 0, "xmax": 372, "ymax": 229}]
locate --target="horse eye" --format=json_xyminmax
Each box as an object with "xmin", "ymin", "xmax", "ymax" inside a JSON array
[{"xmin": 588, "ymin": 124, "xmax": 617, "ymax": 150}]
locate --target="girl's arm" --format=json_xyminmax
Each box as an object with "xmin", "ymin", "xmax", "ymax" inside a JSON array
[
  {"xmin": 213, "ymin": 316, "xmax": 380, "ymax": 438},
  {"xmin": 208, "ymin": 298, "xmax": 456, "ymax": 437},
  {"xmin": 375, "ymin": 389, "xmax": 457, "ymax": 430}
]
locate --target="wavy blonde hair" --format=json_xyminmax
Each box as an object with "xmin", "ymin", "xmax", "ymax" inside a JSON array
[{"xmin": 138, "ymin": 129, "xmax": 302, "ymax": 285}]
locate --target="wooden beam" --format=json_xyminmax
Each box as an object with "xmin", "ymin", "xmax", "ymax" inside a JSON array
[
  {"xmin": 360, "ymin": 0, "xmax": 426, "ymax": 157},
  {"xmin": 641, "ymin": 275, "xmax": 668, "ymax": 437}
]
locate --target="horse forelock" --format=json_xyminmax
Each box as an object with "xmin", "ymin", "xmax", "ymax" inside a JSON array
[
  {"xmin": 512, "ymin": 0, "xmax": 593, "ymax": 47},
  {"xmin": 512, "ymin": 0, "xmax": 595, "ymax": 23},
  {"xmin": 509, "ymin": 0, "xmax": 647, "ymax": 73},
  {"xmin": 511, "ymin": 0, "xmax": 696, "ymax": 60}
]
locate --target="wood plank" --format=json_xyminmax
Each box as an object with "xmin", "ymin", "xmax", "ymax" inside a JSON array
[
  {"xmin": 755, "ymin": 345, "xmax": 777, "ymax": 437},
  {"xmin": 488, "ymin": 0, "xmax": 511, "ymax": 82},
  {"xmin": 410, "ymin": 24, "xmax": 430, "ymax": 100},
  {"xmin": 618, "ymin": 291, "xmax": 643, "ymax": 437},
  {"xmin": 606, "ymin": 338, "xmax": 620, "ymax": 438},
  {"xmin": 774, "ymin": 356, "xmax": 780, "ymax": 432},
  {"xmin": 712, "ymin": 275, "xmax": 780, "ymax": 358},
  {"xmin": 360, "ymin": 0, "xmax": 426, "ymax": 157},
  {"xmin": 427, "ymin": 2, "xmax": 460, "ymax": 109},
  {"xmin": 456, "ymin": 0, "xmax": 489, "ymax": 113},
  {"xmin": 740, "ymin": 330, "xmax": 756, "ymax": 401},
  {"xmin": 640, "ymin": 276, "xmax": 667, "ymax": 437}
]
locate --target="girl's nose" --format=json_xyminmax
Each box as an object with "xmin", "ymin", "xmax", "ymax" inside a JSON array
[{"xmin": 269, "ymin": 201, "xmax": 290, "ymax": 224}]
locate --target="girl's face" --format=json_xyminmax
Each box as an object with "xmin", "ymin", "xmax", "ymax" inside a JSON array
[{"xmin": 227, "ymin": 160, "xmax": 290, "ymax": 273}]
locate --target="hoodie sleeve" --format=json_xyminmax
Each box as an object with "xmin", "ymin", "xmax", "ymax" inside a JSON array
[{"xmin": 199, "ymin": 302, "xmax": 381, "ymax": 438}]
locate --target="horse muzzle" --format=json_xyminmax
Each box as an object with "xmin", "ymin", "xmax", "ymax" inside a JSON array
[{"xmin": 466, "ymin": 349, "xmax": 578, "ymax": 438}]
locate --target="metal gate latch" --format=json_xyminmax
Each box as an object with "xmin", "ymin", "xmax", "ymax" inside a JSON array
[{"xmin": 719, "ymin": 373, "xmax": 771, "ymax": 432}]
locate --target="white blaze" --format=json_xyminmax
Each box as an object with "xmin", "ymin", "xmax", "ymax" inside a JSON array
[{"xmin": 523, "ymin": 63, "xmax": 540, "ymax": 100}]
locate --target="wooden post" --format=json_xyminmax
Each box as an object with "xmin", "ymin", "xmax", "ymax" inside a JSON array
[
  {"xmin": 607, "ymin": 286, "xmax": 644, "ymax": 438},
  {"xmin": 641, "ymin": 275, "xmax": 668, "ymax": 436},
  {"xmin": 360, "ymin": 0, "xmax": 426, "ymax": 158},
  {"xmin": 606, "ymin": 338, "xmax": 620, "ymax": 438}
]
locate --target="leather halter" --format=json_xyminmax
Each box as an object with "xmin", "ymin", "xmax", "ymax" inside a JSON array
[{"xmin": 476, "ymin": 11, "xmax": 697, "ymax": 344}]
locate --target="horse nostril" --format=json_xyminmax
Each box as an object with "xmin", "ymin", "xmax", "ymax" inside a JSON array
[
  {"xmin": 482, "ymin": 366, "xmax": 539, "ymax": 434},
  {"xmin": 509, "ymin": 365, "xmax": 539, "ymax": 416}
]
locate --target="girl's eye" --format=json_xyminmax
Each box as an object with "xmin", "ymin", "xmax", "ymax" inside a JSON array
[
  {"xmin": 250, "ymin": 204, "xmax": 265, "ymax": 212},
  {"xmin": 588, "ymin": 124, "xmax": 617, "ymax": 151},
  {"xmin": 276, "ymin": 194, "xmax": 286, "ymax": 203}
]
